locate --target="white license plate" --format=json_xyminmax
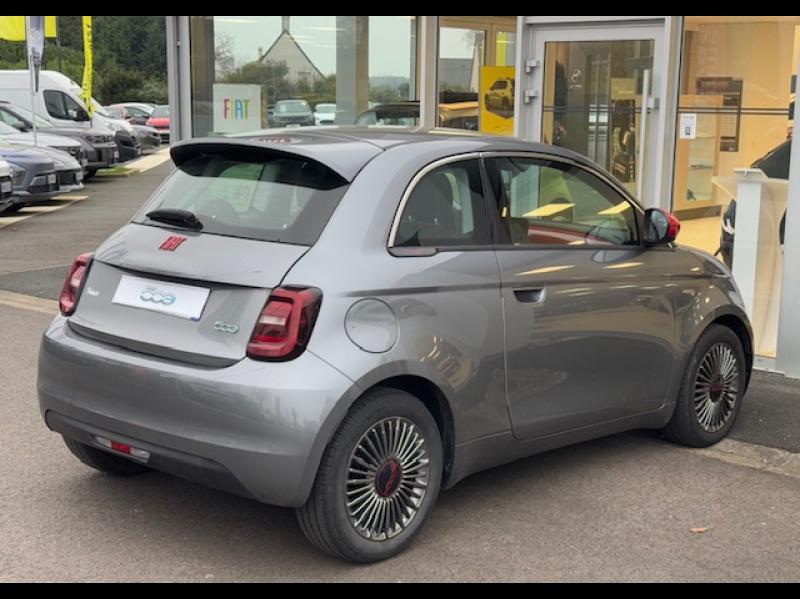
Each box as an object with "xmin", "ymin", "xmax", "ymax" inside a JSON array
[
  {"xmin": 76, "ymin": 171, "xmax": 83, "ymax": 183},
  {"xmin": 112, "ymin": 275, "xmax": 210, "ymax": 321},
  {"xmin": 0, "ymin": 181, "xmax": 10, "ymax": 193},
  {"xmin": 47, "ymin": 173, "xmax": 56, "ymax": 184},
  {"xmin": 113, "ymin": 150, "xmax": 120, "ymax": 161},
  {"xmin": 82, "ymin": 158, "xmax": 88, "ymax": 167}
]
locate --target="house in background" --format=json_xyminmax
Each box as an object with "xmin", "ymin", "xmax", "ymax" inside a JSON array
[{"xmin": 259, "ymin": 16, "xmax": 324, "ymax": 84}]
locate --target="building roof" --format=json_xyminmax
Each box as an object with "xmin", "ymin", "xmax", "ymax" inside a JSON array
[{"xmin": 258, "ymin": 29, "xmax": 325, "ymax": 81}]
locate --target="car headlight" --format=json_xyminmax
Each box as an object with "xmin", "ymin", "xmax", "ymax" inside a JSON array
[{"xmin": 8, "ymin": 162, "xmax": 26, "ymax": 185}]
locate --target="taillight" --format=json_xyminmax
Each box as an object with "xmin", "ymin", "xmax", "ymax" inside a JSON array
[
  {"xmin": 247, "ymin": 287, "xmax": 322, "ymax": 361},
  {"xmin": 59, "ymin": 253, "xmax": 92, "ymax": 316}
]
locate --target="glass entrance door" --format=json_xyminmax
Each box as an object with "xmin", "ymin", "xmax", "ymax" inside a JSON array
[{"xmin": 528, "ymin": 25, "xmax": 664, "ymax": 205}]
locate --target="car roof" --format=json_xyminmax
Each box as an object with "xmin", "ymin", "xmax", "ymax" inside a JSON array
[{"xmin": 171, "ymin": 127, "xmax": 599, "ymax": 183}]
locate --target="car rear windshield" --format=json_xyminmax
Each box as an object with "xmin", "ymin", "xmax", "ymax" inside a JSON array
[
  {"xmin": 152, "ymin": 106, "xmax": 169, "ymax": 117},
  {"xmin": 276, "ymin": 101, "xmax": 310, "ymax": 113},
  {"xmin": 137, "ymin": 151, "xmax": 349, "ymax": 246}
]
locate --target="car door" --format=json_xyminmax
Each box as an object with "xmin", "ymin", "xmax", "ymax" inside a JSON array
[
  {"xmin": 484, "ymin": 153, "xmax": 676, "ymax": 440},
  {"xmin": 386, "ymin": 157, "xmax": 510, "ymax": 440}
]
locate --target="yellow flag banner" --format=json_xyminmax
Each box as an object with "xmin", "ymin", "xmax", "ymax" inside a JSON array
[
  {"xmin": 0, "ymin": 16, "xmax": 57, "ymax": 41},
  {"xmin": 82, "ymin": 16, "xmax": 93, "ymax": 116}
]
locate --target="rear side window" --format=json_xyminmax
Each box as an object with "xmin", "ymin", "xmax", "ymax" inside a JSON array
[
  {"xmin": 137, "ymin": 151, "xmax": 348, "ymax": 246},
  {"xmin": 394, "ymin": 159, "xmax": 489, "ymax": 248}
]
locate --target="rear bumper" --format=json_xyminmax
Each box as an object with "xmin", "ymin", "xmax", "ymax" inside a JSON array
[{"xmin": 38, "ymin": 316, "xmax": 361, "ymax": 507}]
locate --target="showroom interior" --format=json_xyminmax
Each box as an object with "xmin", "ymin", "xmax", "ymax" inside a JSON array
[{"xmin": 164, "ymin": 16, "xmax": 800, "ymax": 379}]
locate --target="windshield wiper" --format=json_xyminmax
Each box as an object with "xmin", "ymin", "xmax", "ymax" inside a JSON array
[{"xmin": 146, "ymin": 208, "xmax": 204, "ymax": 231}]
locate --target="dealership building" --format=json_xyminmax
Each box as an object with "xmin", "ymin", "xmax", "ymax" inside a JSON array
[{"xmin": 164, "ymin": 16, "xmax": 800, "ymax": 378}]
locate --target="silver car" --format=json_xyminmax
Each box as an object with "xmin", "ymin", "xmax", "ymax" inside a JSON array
[{"xmin": 38, "ymin": 129, "xmax": 753, "ymax": 562}]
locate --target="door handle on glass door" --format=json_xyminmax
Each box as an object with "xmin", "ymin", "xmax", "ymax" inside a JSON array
[{"xmin": 514, "ymin": 287, "xmax": 547, "ymax": 306}]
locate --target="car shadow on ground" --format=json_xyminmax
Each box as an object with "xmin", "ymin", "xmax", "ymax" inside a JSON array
[{"xmin": 51, "ymin": 430, "xmax": 667, "ymax": 577}]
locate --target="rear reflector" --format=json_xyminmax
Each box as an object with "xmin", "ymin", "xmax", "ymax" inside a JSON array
[
  {"xmin": 247, "ymin": 287, "xmax": 322, "ymax": 361},
  {"xmin": 94, "ymin": 436, "xmax": 151, "ymax": 461},
  {"xmin": 59, "ymin": 253, "xmax": 93, "ymax": 316}
]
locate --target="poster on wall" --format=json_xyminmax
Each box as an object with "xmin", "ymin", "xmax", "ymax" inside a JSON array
[
  {"xmin": 679, "ymin": 113, "xmax": 698, "ymax": 139},
  {"xmin": 480, "ymin": 66, "xmax": 515, "ymax": 136},
  {"xmin": 212, "ymin": 84, "xmax": 261, "ymax": 134},
  {"xmin": 696, "ymin": 77, "xmax": 743, "ymax": 152}
]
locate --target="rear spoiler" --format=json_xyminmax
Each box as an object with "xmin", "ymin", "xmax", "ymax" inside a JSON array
[{"xmin": 171, "ymin": 135, "xmax": 382, "ymax": 182}]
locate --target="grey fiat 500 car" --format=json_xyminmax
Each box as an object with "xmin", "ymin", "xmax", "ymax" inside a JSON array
[{"xmin": 38, "ymin": 129, "xmax": 752, "ymax": 562}]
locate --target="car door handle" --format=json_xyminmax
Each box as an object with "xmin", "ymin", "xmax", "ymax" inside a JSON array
[{"xmin": 514, "ymin": 287, "xmax": 547, "ymax": 306}]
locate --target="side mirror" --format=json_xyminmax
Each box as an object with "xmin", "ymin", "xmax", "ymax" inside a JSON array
[
  {"xmin": 11, "ymin": 120, "xmax": 28, "ymax": 132},
  {"xmin": 644, "ymin": 208, "xmax": 681, "ymax": 245}
]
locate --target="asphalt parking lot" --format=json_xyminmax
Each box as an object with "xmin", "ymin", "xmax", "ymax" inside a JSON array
[{"xmin": 1, "ymin": 161, "xmax": 799, "ymax": 582}]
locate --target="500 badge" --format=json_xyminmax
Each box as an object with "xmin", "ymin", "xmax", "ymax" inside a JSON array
[
  {"xmin": 140, "ymin": 287, "xmax": 176, "ymax": 306},
  {"xmin": 213, "ymin": 321, "xmax": 239, "ymax": 334}
]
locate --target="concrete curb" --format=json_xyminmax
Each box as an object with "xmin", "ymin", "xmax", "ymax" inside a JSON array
[{"xmin": 693, "ymin": 438, "xmax": 800, "ymax": 480}]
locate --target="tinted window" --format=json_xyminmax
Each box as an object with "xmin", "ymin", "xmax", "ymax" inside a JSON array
[
  {"xmin": 488, "ymin": 156, "xmax": 638, "ymax": 247},
  {"xmin": 276, "ymin": 101, "xmax": 310, "ymax": 114},
  {"xmin": 152, "ymin": 105, "xmax": 169, "ymax": 117},
  {"xmin": 394, "ymin": 160, "xmax": 489, "ymax": 248},
  {"xmin": 136, "ymin": 151, "xmax": 348, "ymax": 246}
]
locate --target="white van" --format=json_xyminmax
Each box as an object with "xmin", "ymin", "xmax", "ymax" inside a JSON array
[{"xmin": 0, "ymin": 70, "xmax": 136, "ymax": 137}]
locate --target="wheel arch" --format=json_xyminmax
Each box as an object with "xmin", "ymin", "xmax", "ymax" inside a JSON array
[{"xmin": 685, "ymin": 306, "xmax": 754, "ymax": 388}]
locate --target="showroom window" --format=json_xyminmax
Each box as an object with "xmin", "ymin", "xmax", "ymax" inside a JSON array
[
  {"xmin": 437, "ymin": 16, "xmax": 517, "ymax": 135},
  {"xmin": 188, "ymin": 16, "xmax": 418, "ymax": 137},
  {"xmin": 673, "ymin": 16, "xmax": 800, "ymax": 358}
]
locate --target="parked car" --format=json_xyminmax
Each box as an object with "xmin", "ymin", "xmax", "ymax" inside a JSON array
[
  {"xmin": 25, "ymin": 143, "xmax": 84, "ymax": 195},
  {"xmin": 0, "ymin": 159, "xmax": 13, "ymax": 213},
  {"xmin": 0, "ymin": 142, "xmax": 58, "ymax": 212},
  {"xmin": 0, "ymin": 119, "xmax": 85, "ymax": 166},
  {"xmin": 39, "ymin": 129, "xmax": 753, "ymax": 563},
  {"xmin": 132, "ymin": 125, "xmax": 162, "ymax": 152},
  {"xmin": 314, "ymin": 103, "xmax": 337, "ymax": 126},
  {"xmin": 0, "ymin": 101, "xmax": 118, "ymax": 176},
  {"xmin": 269, "ymin": 99, "xmax": 315, "ymax": 127},
  {"xmin": 356, "ymin": 100, "xmax": 479, "ymax": 130},
  {"xmin": 105, "ymin": 107, "xmax": 161, "ymax": 154},
  {"xmin": 145, "ymin": 105, "xmax": 170, "ymax": 142},
  {"xmin": 113, "ymin": 128, "xmax": 143, "ymax": 162},
  {"xmin": 107, "ymin": 103, "xmax": 154, "ymax": 126}
]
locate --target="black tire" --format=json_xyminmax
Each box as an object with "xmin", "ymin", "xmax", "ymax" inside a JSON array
[
  {"xmin": 63, "ymin": 436, "xmax": 151, "ymax": 476},
  {"xmin": 662, "ymin": 324, "xmax": 747, "ymax": 447},
  {"xmin": 296, "ymin": 387, "xmax": 443, "ymax": 563},
  {"xmin": 84, "ymin": 169, "xmax": 97, "ymax": 180},
  {"xmin": 2, "ymin": 204, "xmax": 24, "ymax": 214}
]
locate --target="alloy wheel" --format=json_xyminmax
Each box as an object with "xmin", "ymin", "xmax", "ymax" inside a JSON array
[
  {"xmin": 345, "ymin": 417, "xmax": 430, "ymax": 541},
  {"xmin": 694, "ymin": 343, "xmax": 740, "ymax": 433}
]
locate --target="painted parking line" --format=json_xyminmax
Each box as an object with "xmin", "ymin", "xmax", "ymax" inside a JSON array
[{"xmin": 0, "ymin": 195, "xmax": 89, "ymax": 229}]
